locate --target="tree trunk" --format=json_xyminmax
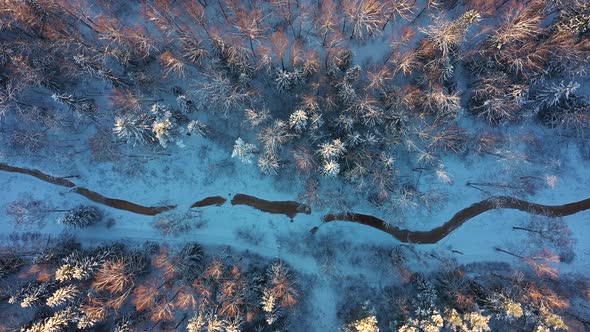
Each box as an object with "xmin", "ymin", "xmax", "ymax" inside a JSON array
[
  {"xmin": 495, "ymin": 247, "xmax": 524, "ymax": 259},
  {"xmin": 249, "ymin": 38, "xmax": 257, "ymax": 58}
]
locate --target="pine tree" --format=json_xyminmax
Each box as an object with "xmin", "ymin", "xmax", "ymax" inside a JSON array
[
  {"xmin": 113, "ymin": 114, "xmax": 154, "ymax": 146},
  {"xmin": 321, "ymin": 160, "xmax": 341, "ymax": 177},
  {"xmin": 150, "ymin": 103, "xmax": 185, "ymax": 148},
  {"xmin": 175, "ymin": 243, "xmax": 204, "ymax": 281},
  {"xmin": 177, "ymin": 95, "xmax": 198, "ymax": 113},
  {"xmin": 261, "ymin": 288, "xmax": 282, "ymax": 325},
  {"xmin": 10, "ymin": 281, "xmax": 55, "ymax": 308},
  {"xmin": 275, "ymin": 69, "xmax": 294, "ymax": 92},
  {"xmin": 58, "ymin": 205, "xmax": 102, "ymax": 228},
  {"xmin": 343, "ymin": 0, "xmax": 384, "ymax": 39},
  {"xmin": 187, "ymin": 311, "xmax": 206, "ymax": 332},
  {"xmin": 46, "ymin": 285, "xmax": 79, "ymax": 307},
  {"xmin": 288, "ymin": 109, "xmax": 308, "ymax": 133},
  {"xmin": 232, "ymin": 137, "xmax": 257, "ymax": 164},
  {"xmin": 113, "ymin": 315, "xmax": 134, "ymax": 332},
  {"xmin": 258, "ymin": 151, "xmax": 280, "ymax": 175},
  {"xmin": 534, "ymin": 81, "xmax": 580, "ymax": 110},
  {"xmin": 52, "ymin": 93, "xmax": 96, "ymax": 118},
  {"xmin": 55, "ymin": 248, "xmax": 113, "ymax": 282},
  {"xmin": 187, "ymin": 120, "xmax": 209, "ymax": 137},
  {"xmin": 21, "ymin": 306, "xmax": 78, "ymax": 332},
  {"xmin": 317, "ymin": 139, "xmax": 347, "ymax": 160}
]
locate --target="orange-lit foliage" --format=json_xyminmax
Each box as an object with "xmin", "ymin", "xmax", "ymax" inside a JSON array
[
  {"xmin": 143, "ymin": 0, "xmax": 176, "ymax": 35},
  {"xmin": 80, "ymin": 297, "xmax": 108, "ymax": 323},
  {"xmin": 175, "ymin": 289, "xmax": 198, "ymax": 310},
  {"xmin": 92, "ymin": 259, "xmax": 133, "ymax": 294},
  {"xmin": 110, "ymin": 88, "xmax": 142, "ymax": 113},
  {"xmin": 106, "ymin": 289, "xmax": 131, "ymax": 310},
  {"xmin": 293, "ymin": 147, "xmax": 315, "ymax": 174},
  {"xmin": 184, "ymin": 1, "xmax": 210, "ymax": 37},
  {"xmin": 234, "ymin": 9, "xmax": 265, "ymax": 42},
  {"xmin": 94, "ymin": 14, "xmax": 127, "ymax": 46},
  {"xmin": 0, "ymin": 0, "xmax": 42, "ymax": 30},
  {"xmin": 524, "ymin": 248, "xmax": 561, "ymax": 280},
  {"xmin": 133, "ymin": 284, "xmax": 159, "ymax": 311},
  {"xmin": 123, "ymin": 25, "xmax": 157, "ymax": 57},
  {"xmin": 316, "ymin": 0, "xmax": 338, "ymax": 46},
  {"xmin": 154, "ymin": 248, "xmax": 177, "ymax": 280},
  {"xmin": 159, "ymin": 51, "xmax": 186, "ymax": 78},
  {"xmin": 204, "ymin": 259, "xmax": 224, "ymax": 280},
  {"xmin": 151, "ymin": 300, "xmax": 175, "ymax": 322},
  {"xmin": 367, "ymin": 65, "xmax": 392, "ymax": 91},
  {"xmin": 523, "ymin": 282, "xmax": 570, "ymax": 310},
  {"xmin": 269, "ymin": 28, "xmax": 289, "ymax": 69},
  {"xmin": 192, "ymin": 278, "xmax": 213, "ymax": 299},
  {"xmin": 19, "ymin": 264, "xmax": 52, "ymax": 282}
]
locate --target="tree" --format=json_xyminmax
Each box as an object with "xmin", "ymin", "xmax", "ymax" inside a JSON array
[
  {"xmin": 92, "ymin": 259, "xmax": 134, "ymax": 294},
  {"xmin": 174, "ymin": 242, "xmax": 204, "ymax": 281},
  {"xmin": 342, "ymin": 0, "xmax": 384, "ymax": 39},
  {"xmin": 52, "ymin": 93, "xmax": 96, "ymax": 119},
  {"xmin": 232, "ymin": 137, "xmax": 258, "ymax": 164},
  {"xmin": 258, "ymin": 151, "xmax": 280, "ymax": 175},
  {"xmin": 22, "ymin": 307, "xmax": 78, "ymax": 332},
  {"xmin": 234, "ymin": 9, "xmax": 266, "ymax": 57},
  {"xmin": 133, "ymin": 283, "xmax": 159, "ymax": 312},
  {"xmin": 55, "ymin": 247, "xmax": 115, "ymax": 282},
  {"xmin": 159, "ymin": 50, "xmax": 186, "ymax": 78},
  {"xmin": 269, "ymin": 28, "xmax": 289, "ymax": 70},
  {"xmin": 193, "ymin": 72, "xmax": 252, "ymax": 116},
  {"xmin": 58, "ymin": 205, "xmax": 102, "ymax": 228},
  {"xmin": 288, "ymin": 109, "xmax": 308, "ymax": 132},
  {"xmin": 316, "ymin": 0, "xmax": 339, "ymax": 47},
  {"xmin": 342, "ymin": 301, "xmax": 379, "ymax": 332},
  {"xmin": 419, "ymin": 10, "xmax": 481, "ymax": 58},
  {"xmin": 381, "ymin": 0, "xmax": 414, "ymax": 30},
  {"xmin": 495, "ymin": 247, "xmax": 561, "ymax": 279},
  {"xmin": 46, "ymin": 285, "xmax": 79, "ymax": 308},
  {"xmin": 422, "ymin": 86, "xmax": 462, "ymax": 119},
  {"xmin": 113, "ymin": 113, "xmax": 154, "ymax": 146}
]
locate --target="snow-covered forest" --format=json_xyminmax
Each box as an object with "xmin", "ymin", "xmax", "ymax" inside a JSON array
[{"xmin": 1, "ymin": 0, "xmax": 590, "ymax": 330}]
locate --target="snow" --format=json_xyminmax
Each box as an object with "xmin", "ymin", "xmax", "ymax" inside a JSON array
[{"xmin": 2, "ymin": 0, "xmax": 590, "ymax": 330}]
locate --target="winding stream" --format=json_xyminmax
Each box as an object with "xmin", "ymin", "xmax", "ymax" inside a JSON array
[
  {"xmin": 2, "ymin": 163, "xmax": 590, "ymax": 244},
  {"xmin": 230, "ymin": 194, "xmax": 311, "ymax": 218},
  {"xmin": 190, "ymin": 196, "xmax": 227, "ymax": 208},
  {"xmin": 322, "ymin": 196, "xmax": 590, "ymax": 244},
  {"xmin": 0, "ymin": 163, "xmax": 176, "ymax": 216}
]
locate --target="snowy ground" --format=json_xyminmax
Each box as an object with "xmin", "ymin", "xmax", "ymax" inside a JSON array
[
  {"xmin": 2, "ymin": 118, "xmax": 590, "ymax": 329},
  {"xmin": 2, "ymin": 0, "xmax": 590, "ymax": 329}
]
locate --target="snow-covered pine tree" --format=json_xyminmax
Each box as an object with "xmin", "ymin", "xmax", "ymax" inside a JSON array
[
  {"xmin": 232, "ymin": 137, "xmax": 257, "ymax": 164},
  {"xmin": 289, "ymin": 109, "xmax": 308, "ymax": 133},
  {"xmin": 186, "ymin": 120, "xmax": 209, "ymax": 137},
  {"xmin": 20, "ymin": 306, "xmax": 79, "ymax": 332},
  {"xmin": 113, "ymin": 113, "xmax": 154, "ymax": 146},
  {"xmin": 534, "ymin": 81, "xmax": 580, "ymax": 110},
  {"xmin": 10, "ymin": 281, "xmax": 56, "ymax": 308},
  {"xmin": 258, "ymin": 151, "xmax": 280, "ymax": 175},
  {"xmin": 52, "ymin": 93, "xmax": 96, "ymax": 118},
  {"xmin": 150, "ymin": 103, "xmax": 185, "ymax": 148},
  {"xmin": 261, "ymin": 288, "xmax": 282, "ymax": 325},
  {"xmin": 46, "ymin": 284, "xmax": 80, "ymax": 307},
  {"xmin": 58, "ymin": 205, "xmax": 102, "ymax": 228},
  {"xmin": 55, "ymin": 247, "xmax": 114, "ymax": 282},
  {"xmin": 275, "ymin": 68, "xmax": 293, "ymax": 93}
]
